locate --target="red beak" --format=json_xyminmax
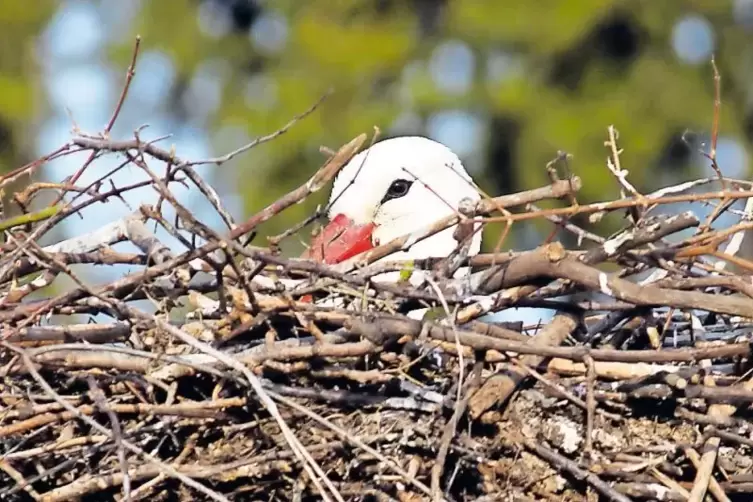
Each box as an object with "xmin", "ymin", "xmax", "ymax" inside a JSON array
[{"xmin": 302, "ymin": 213, "xmax": 376, "ymax": 264}]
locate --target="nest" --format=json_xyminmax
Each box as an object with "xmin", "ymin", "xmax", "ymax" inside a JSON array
[{"xmin": 2, "ymin": 49, "xmax": 753, "ymax": 502}]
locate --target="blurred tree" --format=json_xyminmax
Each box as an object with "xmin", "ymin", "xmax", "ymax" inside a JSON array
[
  {"xmin": 0, "ymin": 0, "xmax": 57, "ymax": 173},
  {"xmin": 80, "ymin": 1, "xmax": 753, "ymax": 250}
]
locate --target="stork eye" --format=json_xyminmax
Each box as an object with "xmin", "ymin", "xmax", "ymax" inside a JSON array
[{"xmin": 381, "ymin": 179, "xmax": 413, "ymax": 204}]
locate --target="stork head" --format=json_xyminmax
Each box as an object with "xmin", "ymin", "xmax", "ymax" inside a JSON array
[{"xmin": 304, "ymin": 136, "xmax": 482, "ymax": 269}]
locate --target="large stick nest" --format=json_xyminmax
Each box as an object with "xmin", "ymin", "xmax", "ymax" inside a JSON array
[{"xmin": 1, "ymin": 49, "xmax": 753, "ymax": 502}]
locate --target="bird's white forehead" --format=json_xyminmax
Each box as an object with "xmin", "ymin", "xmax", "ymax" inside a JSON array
[{"xmin": 328, "ymin": 136, "xmax": 478, "ymax": 223}]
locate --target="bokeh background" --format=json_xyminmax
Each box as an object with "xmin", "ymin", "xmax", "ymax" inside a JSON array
[{"xmin": 1, "ymin": 0, "xmax": 752, "ymax": 258}]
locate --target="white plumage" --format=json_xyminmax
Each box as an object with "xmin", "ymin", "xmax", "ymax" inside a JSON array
[{"xmin": 324, "ymin": 136, "xmax": 482, "ymax": 283}]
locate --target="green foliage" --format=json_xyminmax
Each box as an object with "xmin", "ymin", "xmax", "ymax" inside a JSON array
[
  {"xmin": 0, "ymin": 0, "xmax": 57, "ymax": 173},
  {"xmin": 449, "ymin": 0, "xmax": 618, "ymax": 50}
]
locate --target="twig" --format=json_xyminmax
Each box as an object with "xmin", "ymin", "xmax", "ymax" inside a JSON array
[
  {"xmin": 267, "ymin": 390, "xmax": 434, "ymax": 498},
  {"xmin": 114, "ymin": 303, "xmax": 343, "ymax": 502},
  {"xmin": 521, "ymin": 437, "xmax": 632, "ymax": 502},
  {"xmin": 706, "ymin": 56, "xmax": 725, "ymax": 190},
  {"xmin": 430, "ymin": 361, "xmax": 482, "ymax": 500},
  {"xmin": 685, "ymin": 447, "xmax": 730, "ymax": 502},
  {"xmin": 105, "ymin": 36, "xmax": 141, "ymax": 135},
  {"xmin": 186, "ymin": 90, "xmax": 331, "ymax": 167},
  {"xmin": 583, "ymin": 354, "xmax": 596, "ymax": 456},
  {"xmin": 54, "ymin": 35, "xmax": 142, "ymax": 205},
  {"xmin": 3, "ymin": 342, "xmax": 232, "ymax": 502},
  {"xmin": 86, "ymin": 375, "xmax": 131, "ymax": 501}
]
